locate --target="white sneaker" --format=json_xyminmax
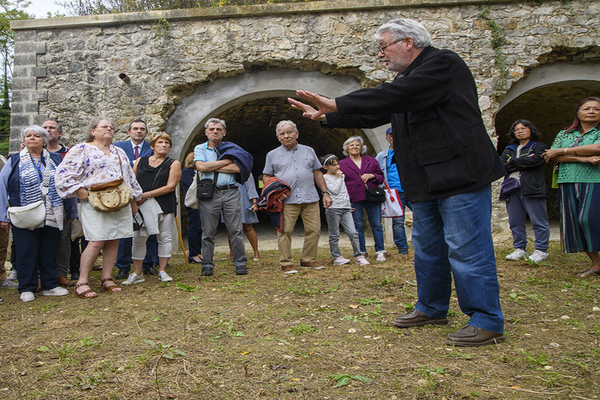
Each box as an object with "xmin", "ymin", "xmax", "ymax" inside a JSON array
[
  {"xmin": 505, "ymin": 249, "xmax": 528, "ymax": 261},
  {"xmin": 0, "ymin": 278, "xmax": 18, "ymax": 289},
  {"xmin": 375, "ymin": 250, "xmax": 387, "ymax": 262},
  {"xmin": 355, "ymin": 255, "xmax": 370, "ymax": 266},
  {"xmin": 122, "ymin": 272, "xmax": 145, "ymax": 285},
  {"xmin": 528, "ymin": 250, "xmax": 549, "ymax": 263},
  {"xmin": 7, "ymin": 269, "xmax": 17, "ymax": 280},
  {"xmin": 158, "ymin": 271, "xmax": 173, "ymax": 282},
  {"xmin": 42, "ymin": 286, "xmax": 69, "ymax": 296},
  {"xmin": 333, "ymin": 256, "xmax": 351, "ymax": 266},
  {"xmin": 20, "ymin": 291, "xmax": 35, "ymax": 302}
]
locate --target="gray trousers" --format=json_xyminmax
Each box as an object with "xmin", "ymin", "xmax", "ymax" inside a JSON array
[
  {"xmin": 199, "ymin": 188, "xmax": 246, "ymax": 269},
  {"xmin": 56, "ymin": 221, "xmax": 72, "ymax": 278},
  {"xmin": 325, "ymin": 207, "xmax": 362, "ymax": 258}
]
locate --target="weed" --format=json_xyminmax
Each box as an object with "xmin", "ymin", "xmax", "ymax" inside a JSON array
[
  {"xmin": 143, "ymin": 339, "xmax": 187, "ymax": 359},
  {"xmin": 328, "ymin": 373, "xmax": 372, "ymax": 387},
  {"xmin": 176, "ymin": 282, "xmax": 200, "ymax": 292},
  {"xmin": 402, "ymin": 302, "xmax": 415, "ymax": 311},
  {"xmin": 78, "ymin": 337, "xmax": 100, "ymax": 347},
  {"xmin": 289, "ymin": 323, "xmax": 316, "ymax": 335},
  {"xmin": 522, "ymin": 350, "xmax": 549, "ymax": 368},
  {"xmin": 355, "ymin": 297, "xmax": 383, "ymax": 305}
]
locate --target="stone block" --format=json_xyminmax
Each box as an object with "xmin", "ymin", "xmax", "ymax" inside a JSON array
[
  {"xmin": 12, "ymin": 77, "xmax": 37, "ymax": 90},
  {"xmin": 37, "ymin": 91, "xmax": 48, "ymax": 102},
  {"xmin": 25, "ymin": 103, "xmax": 39, "ymax": 113},
  {"xmin": 13, "ymin": 54, "xmax": 36, "ymax": 66},
  {"xmin": 14, "ymin": 42, "xmax": 46, "ymax": 54},
  {"xmin": 11, "ymin": 114, "xmax": 31, "ymax": 126},
  {"xmin": 33, "ymin": 67, "xmax": 47, "ymax": 78}
]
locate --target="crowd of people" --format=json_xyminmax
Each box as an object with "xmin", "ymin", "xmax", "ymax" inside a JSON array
[{"xmin": 0, "ymin": 18, "xmax": 598, "ymax": 348}]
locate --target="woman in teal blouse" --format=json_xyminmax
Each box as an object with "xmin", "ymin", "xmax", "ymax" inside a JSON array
[{"xmin": 544, "ymin": 97, "xmax": 600, "ymax": 278}]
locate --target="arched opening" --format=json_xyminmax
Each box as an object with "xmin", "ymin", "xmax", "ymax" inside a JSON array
[
  {"xmin": 495, "ymin": 62, "xmax": 600, "ymax": 219},
  {"xmin": 167, "ymin": 69, "xmax": 389, "ymax": 239}
]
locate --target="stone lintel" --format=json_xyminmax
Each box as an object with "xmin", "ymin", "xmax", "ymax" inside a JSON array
[{"xmin": 11, "ymin": 0, "xmax": 520, "ymax": 30}]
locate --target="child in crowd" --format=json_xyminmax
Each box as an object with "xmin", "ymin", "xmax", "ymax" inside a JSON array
[{"xmin": 321, "ymin": 154, "xmax": 369, "ymax": 266}]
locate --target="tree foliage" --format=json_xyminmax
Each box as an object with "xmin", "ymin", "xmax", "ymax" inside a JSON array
[{"xmin": 58, "ymin": 0, "xmax": 316, "ymax": 16}]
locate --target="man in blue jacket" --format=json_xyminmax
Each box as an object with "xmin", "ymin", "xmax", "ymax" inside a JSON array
[
  {"xmin": 114, "ymin": 119, "xmax": 158, "ymax": 279},
  {"xmin": 289, "ymin": 18, "xmax": 505, "ymax": 347}
]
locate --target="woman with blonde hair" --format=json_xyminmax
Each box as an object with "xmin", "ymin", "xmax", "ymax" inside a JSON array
[{"xmin": 55, "ymin": 117, "xmax": 143, "ymax": 298}]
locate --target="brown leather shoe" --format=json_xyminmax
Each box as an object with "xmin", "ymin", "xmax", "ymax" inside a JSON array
[
  {"xmin": 300, "ymin": 260, "xmax": 325, "ymax": 270},
  {"xmin": 446, "ymin": 325, "xmax": 505, "ymax": 347},
  {"xmin": 281, "ymin": 264, "xmax": 298, "ymax": 274},
  {"xmin": 392, "ymin": 309, "xmax": 448, "ymax": 328},
  {"xmin": 58, "ymin": 276, "xmax": 74, "ymax": 288}
]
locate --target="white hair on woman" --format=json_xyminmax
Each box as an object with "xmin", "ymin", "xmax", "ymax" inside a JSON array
[{"xmin": 342, "ymin": 136, "xmax": 367, "ymax": 156}]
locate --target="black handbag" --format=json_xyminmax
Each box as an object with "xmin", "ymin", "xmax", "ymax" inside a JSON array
[
  {"xmin": 197, "ymin": 172, "xmax": 218, "ymax": 200},
  {"xmin": 365, "ymin": 186, "xmax": 386, "ymax": 203}
]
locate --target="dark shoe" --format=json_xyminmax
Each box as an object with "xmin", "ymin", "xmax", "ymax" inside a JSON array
[
  {"xmin": 281, "ymin": 264, "xmax": 298, "ymax": 274},
  {"xmin": 398, "ymin": 249, "xmax": 409, "ymax": 255},
  {"xmin": 300, "ymin": 260, "xmax": 325, "ymax": 270},
  {"xmin": 201, "ymin": 267, "xmax": 214, "ymax": 276},
  {"xmin": 70, "ymin": 272, "xmax": 80, "ymax": 281},
  {"xmin": 188, "ymin": 256, "xmax": 202, "ymax": 264},
  {"xmin": 392, "ymin": 309, "xmax": 448, "ymax": 328},
  {"xmin": 115, "ymin": 270, "xmax": 129, "ymax": 280},
  {"xmin": 235, "ymin": 265, "xmax": 248, "ymax": 275},
  {"xmin": 166, "ymin": 263, "xmax": 173, "ymax": 269},
  {"xmin": 58, "ymin": 276, "xmax": 74, "ymax": 288},
  {"xmin": 446, "ymin": 325, "xmax": 505, "ymax": 347},
  {"xmin": 92, "ymin": 265, "xmax": 102, "ymax": 271},
  {"xmin": 143, "ymin": 264, "xmax": 159, "ymax": 276}
]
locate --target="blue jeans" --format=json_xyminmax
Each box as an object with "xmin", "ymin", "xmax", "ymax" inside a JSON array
[
  {"xmin": 352, "ymin": 201, "xmax": 385, "ymax": 253},
  {"xmin": 325, "ymin": 207, "xmax": 362, "ymax": 259},
  {"xmin": 411, "ymin": 185, "xmax": 504, "ymax": 333},
  {"xmin": 185, "ymin": 206, "xmax": 202, "ymax": 257},
  {"xmin": 505, "ymin": 193, "xmax": 550, "ymax": 252},
  {"xmin": 392, "ymin": 192, "xmax": 412, "ymax": 253}
]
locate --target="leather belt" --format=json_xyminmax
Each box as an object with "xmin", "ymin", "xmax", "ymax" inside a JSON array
[{"xmin": 216, "ymin": 184, "xmax": 238, "ymax": 190}]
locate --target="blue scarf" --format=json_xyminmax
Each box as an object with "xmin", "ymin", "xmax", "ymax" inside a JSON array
[{"xmin": 18, "ymin": 148, "xmax": 64, "ymax": 228}]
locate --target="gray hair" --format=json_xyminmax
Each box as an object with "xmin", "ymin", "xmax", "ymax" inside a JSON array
[
  {"xmin": 275, "ymin": 120, "xmax": 298, "ymax": 135},
  {"xmin": 85, "ymin": 117, "xmax": 115, "ymax": 142},
  {"xmin": 43, "ymin": 118, "xmax": 63, "ymax": 133},
  {"xmin": 342, "ymin": 136, "xmax": 367, "ymax": 156},
  {"xmin": 22, "ymin": 125, "xmax": 50, "ymax": 146},
  {"xmin": 375, "ymin": 18, "xmax": 432, "ymax": 48},
  {"xmin": 205, "ymin": 118, "xmax": 226, "ymax": 130}
]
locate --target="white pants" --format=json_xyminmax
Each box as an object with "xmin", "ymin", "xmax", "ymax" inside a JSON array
[{"xmin": 132, "ymin": 213, "xmax": 174, "ymax": 259}]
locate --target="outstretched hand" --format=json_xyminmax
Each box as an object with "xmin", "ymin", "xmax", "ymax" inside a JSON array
[{"xmin": 287, "ymin": 90, "xmax": 338, "ymax": 121}]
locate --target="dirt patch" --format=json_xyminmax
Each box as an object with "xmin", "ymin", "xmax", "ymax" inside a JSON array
[{"xmin": 0, "ymin": 240, "xmax": 599, "ymax": 399}]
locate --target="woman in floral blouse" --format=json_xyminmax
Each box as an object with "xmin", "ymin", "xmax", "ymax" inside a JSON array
[{"xmin": 55, "ymin": 118, "xmax": 143, "ymax": 298}]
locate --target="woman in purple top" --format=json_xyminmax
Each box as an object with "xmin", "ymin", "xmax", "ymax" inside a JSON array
[{"xmin": 339, "ymin": 136, "xmax": 386, "ymax": 261}]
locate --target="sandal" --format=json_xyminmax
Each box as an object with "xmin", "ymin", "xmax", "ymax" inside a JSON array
[
  {"xmin": 577, "ymin": 268, "xmax": 600, "ymax": 278},
  {"xmin": 100, "ymin": 278, "xmax": 122, "ymax": 293},
  {"xmin": 75, "ymin": 283, "xmax": 98, "ymax": 299}
]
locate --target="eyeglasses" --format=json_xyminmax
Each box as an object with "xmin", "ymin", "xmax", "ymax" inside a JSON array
[
  {"xmin": 570, "ymin": 136, "xmax": 584, "ymax": 147},
  {"xmin": 378, "ymin": 38, "xmax": 403, "ymax": 53}
]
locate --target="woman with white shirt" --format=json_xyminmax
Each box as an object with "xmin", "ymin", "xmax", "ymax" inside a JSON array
[{"xmin": 55, "ymin": 117, "xmax": 143, "ymax": 299}]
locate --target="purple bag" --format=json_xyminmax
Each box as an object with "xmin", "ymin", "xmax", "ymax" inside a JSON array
[{"xmin": 500, "ymin": 177, "xmax": 520, "ymax": 197}]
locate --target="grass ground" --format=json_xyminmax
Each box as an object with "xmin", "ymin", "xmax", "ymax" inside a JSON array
[{"xmin": 0, "ymin": 240, "xmax": 599, "ymax": 399}]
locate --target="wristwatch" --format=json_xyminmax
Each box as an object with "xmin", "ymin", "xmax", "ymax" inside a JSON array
[{"xmin": 322, "ymin": 191, "xmax": 330, "ymax": 195}]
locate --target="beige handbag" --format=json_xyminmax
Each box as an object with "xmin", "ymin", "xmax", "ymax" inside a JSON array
[{"xmin": 87, "ymin": 150, "xmax": 133, "ymax": 213}]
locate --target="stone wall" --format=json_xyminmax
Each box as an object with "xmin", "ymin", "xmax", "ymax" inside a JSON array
[
  {"xmin": 9, "ymin": 0, "xmax": 600, "ymax": 238},
  {"xmin": 10, "ymin": 0, "xmax": 599, "ymax": 145}
]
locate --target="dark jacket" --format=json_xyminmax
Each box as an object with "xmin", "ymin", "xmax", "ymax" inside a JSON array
[
  {"xmin": 499, "ymin": 140, "xmax": 547, "ymax": 200},
  {"xmin": 325, "ymin": 46, "xmax": 505, "ymax": 202},
  {"xmin": 258, "ymin": 177, "xmax": 290, "ymax": 232},
  {"xmin": 339, "ymin": 156, "xmax": 384, "ymax": 203},
  {"xmin": 216, "ymin": 141, "xmax": 254, "ymax": 184}
]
